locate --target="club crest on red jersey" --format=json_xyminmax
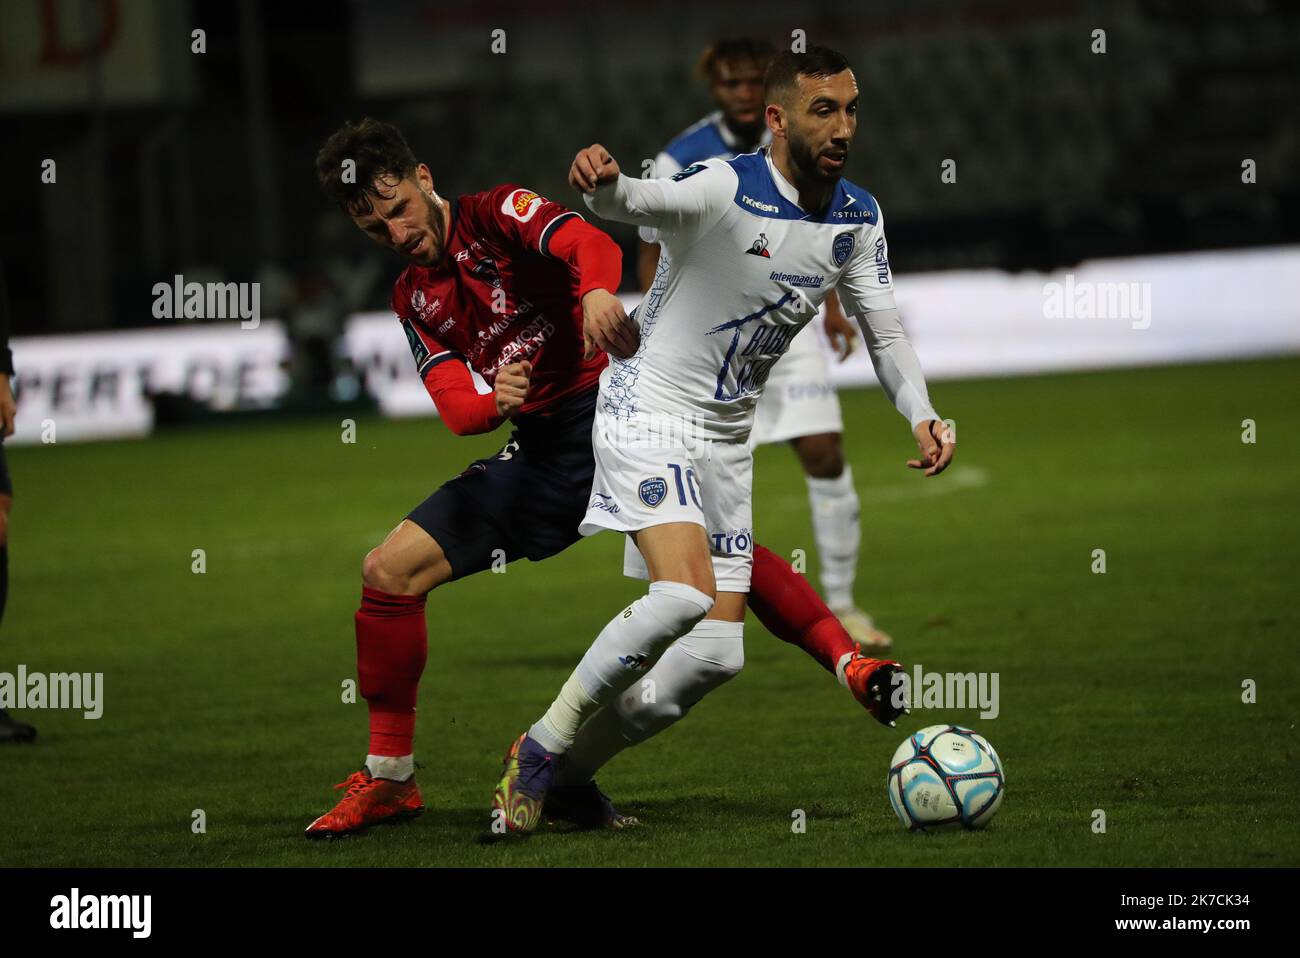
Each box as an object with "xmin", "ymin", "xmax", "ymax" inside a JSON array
[{"xmin": 410, "ymin": 288, "xmax": 441, "ymax": 321}]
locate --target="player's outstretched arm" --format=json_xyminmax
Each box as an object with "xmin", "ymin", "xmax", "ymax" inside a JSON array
[
  {"xmin": 568, "ymin": 143, "xmax": 730, "ymax": 235},
  {"xmin": 852, "ymin": 307, "xmax": 953, "ymax": 477}
]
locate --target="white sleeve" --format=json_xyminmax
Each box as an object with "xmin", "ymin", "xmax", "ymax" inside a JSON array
[
  {"xmin": 836, "ymin": 207, "xmax": 939, "ymax": 427},
  {"xmin": 584, "ymin": 159, "xmax": 733, "ymax": 245},
  {"xmin": 637, "ymin": 152, "xmax": 684, "ymax": 245},
  {"xmin": 836, "ymin": 205, "xmax": 898, "ymax": 316},
  {"xmin": 853, "ymin": 307, "xmax": 940, "ymax": 428}
]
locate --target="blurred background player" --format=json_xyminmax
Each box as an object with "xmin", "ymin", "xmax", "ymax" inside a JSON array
[
  {"xmin": 639, "ymin": 38, "xmax": 891, "ymax": 651},
  {"xmin": 0, "ymin": 258, "xmax": 36, "ymax": 743}
]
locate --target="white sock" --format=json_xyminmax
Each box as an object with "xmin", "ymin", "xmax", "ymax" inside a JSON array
[
  {"xmin": 532, "ymin": 673, "xmax": 598, "ymax": 756},
  {"xmin": 555, "ymin": 619, "xmax": 744, "ymax": 785},
  {"xmin": 806, "ymin": 465, "xmax": 861, "ymax": 611},
  {"xmin": 366, "ymin": 754, "xmax": 413, "ymax": 781},
  {"xmin": 550, "ymin": 704, "xmax": 634, "ymax": 788},
  {"xmin": 834, "ymin": 650, "xmax": 857, "ymax": 688},
  {"xmin": 529, "ymin": 580, "xmax": 714, "ymax": 754}
]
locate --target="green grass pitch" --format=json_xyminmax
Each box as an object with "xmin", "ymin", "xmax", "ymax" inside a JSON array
[{"xmin": 2, "ymin": 356, "xmax": 1297, "ymax": 867}]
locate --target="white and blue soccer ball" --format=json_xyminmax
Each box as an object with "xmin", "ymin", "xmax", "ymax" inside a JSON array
[{"xmin": 887, "ymin": 725, "xmax": 1004, "ymax": 830}]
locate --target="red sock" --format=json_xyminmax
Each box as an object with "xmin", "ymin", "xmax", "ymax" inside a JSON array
[
  {"xmin": 749, "ymin": 543, "xmax": 857, "ymax": 675},
  {"xmin": 355, "ymin": 586, "xmax": 428, "ymax": 757}
]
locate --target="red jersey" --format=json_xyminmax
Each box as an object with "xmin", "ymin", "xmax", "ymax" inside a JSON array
[{"xmin": 390, "ymin": 185, "xmax": 621, "ymax": 435}]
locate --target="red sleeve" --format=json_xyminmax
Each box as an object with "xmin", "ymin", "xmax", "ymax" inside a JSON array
[
  {"xmin": 544, "ymin": 216, "xmax": 623, "ymax": 297},
  {"xmin": 422, "ymin": 357, "xmax": 505, "ymax": 436},
  {"xmin": 486, "ymin": 184, "xmax": 585, "ymax": 257}
]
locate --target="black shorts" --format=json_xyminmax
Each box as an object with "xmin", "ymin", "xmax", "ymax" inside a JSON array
[
  {"xmin": 407, "ymin": 387, "xmax": 597, "ymax": 580},
  {"xmin": 0, "ymin": 441, "xmax": 10, "ymax": 497}
]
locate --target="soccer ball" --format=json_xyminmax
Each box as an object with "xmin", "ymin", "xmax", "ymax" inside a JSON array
[{"xmin": 887, "ymin": 725, "xmax": 1004, "ymax": 830}]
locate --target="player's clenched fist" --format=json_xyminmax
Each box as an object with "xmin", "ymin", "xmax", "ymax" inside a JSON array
[
  {"xmin": 582, "ymin": 289, "xmax": 638, "ymax": 360},
  {"xmin": 569, "ymin": 144, "xmax": 621, "ymax": 194},
  {"xmin": 908, "ymin": 418, "xmax": 955, "ymax": 477},
  {"xmin": 494, "ymin": 360, "xmax": 532, "ymax": 418}
]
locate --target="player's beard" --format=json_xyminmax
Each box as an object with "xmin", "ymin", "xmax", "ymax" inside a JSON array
[
  {"xmin": 412, "ymin": 189, "xmax": 447, "ymax": 267},
  {"xmin": 788, "ymin": 126, "xmax": 847, "ymax": 188}
]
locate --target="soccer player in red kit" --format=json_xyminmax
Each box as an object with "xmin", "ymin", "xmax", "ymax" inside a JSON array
[{"xmin": 307, "ymin": 118, "xmax": 902, "ymax": 838}]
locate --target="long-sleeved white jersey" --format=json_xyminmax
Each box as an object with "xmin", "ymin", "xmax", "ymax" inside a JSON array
[
  {"xmin": 637, "ymin": 110, "xmax": 772, "ymax": 246},
  {"xmin": 586, "ymin": 147, "xmax": 939, "ymax": 443}
]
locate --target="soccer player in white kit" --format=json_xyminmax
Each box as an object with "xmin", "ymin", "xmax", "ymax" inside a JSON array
[
  {"xmin": 638, "ymin": 39, "xmax": 891, "ymax": 651},
  {"xmin": 492, "ymin": 46, "xmax": 954, "ymax": 833}
]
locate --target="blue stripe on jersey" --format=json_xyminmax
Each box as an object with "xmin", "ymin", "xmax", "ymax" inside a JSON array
[
  {"xmin": 725, "ymin": 151, "xmax": 880, "ymax": 225},
  {"xmin": 664, "ymin": 117, "xmax": 731, "ymax": 168}
]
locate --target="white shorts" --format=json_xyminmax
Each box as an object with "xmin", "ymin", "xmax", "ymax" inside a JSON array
[
  {"xmin": 580, "ymin": 421, "xmax": 754, "ymax": 594},
  {"xmin": 748, "ymin": 321, "xmax": 844, "ymax": 448}
]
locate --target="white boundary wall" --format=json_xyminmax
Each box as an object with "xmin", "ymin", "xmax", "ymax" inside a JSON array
[
  {"xmin": 9, "ymin": 247, "xmax": 1298, "ymax": 442},
  {"xmin": 9, "ymin": 322, "xmax": 289, "ymax": 445}
]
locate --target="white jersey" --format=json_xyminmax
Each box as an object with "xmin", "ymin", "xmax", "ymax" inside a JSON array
[
  {"xmin": 586, "ymin": 147, "xmax": 938, "ymax": 444},
  {"xmin": 638, "ymin": 111, "xmax": 771, "ymax": 246}
]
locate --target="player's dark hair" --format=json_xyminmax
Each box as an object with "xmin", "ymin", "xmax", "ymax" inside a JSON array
[
  {"xmin": 695, "ymin": 37, "xmax": 777, "ymax": 81},
  {"xmin": 764, "ymin": 46, "xmax": 853, "ymax": 106},
  {"xmin": 315, "ymin": 117, "xmax": 420, "ymax": 216}
]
